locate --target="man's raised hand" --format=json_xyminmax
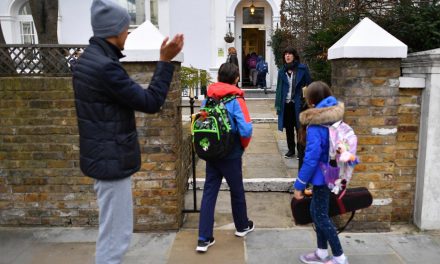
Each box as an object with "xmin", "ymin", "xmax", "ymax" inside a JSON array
[{"xmin": 160, "ymin": 34, "xmax": 184, "ymax": 62}]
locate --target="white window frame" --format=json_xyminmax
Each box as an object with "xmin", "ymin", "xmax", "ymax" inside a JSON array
[
  {"xmin": 150, "ymin": 0, "xmax": 158, "ymax": 27},
  {"xmin": 19, "ymin": 21, "xmax": 36, "ymax": 44},
  {"xmin": 17, "ymin": 0, "xmax": 38, "ymax": 44}
]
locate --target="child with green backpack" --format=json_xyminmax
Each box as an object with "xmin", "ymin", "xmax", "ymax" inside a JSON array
[{"xmin": 195, "ymin": 63, "xmax": 253, "ymax": 252}]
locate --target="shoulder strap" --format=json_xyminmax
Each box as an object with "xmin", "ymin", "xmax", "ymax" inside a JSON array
[
  {"xmin": 337, "ymin": 211, "xmax": 355, "ymax": 234},
  {"xmin": 328, "ymin": 120, "xmax": 343, "ymax": 159},
  {"xmin": 220, "ymin": 95, "xmax": 238, "ymax": 104},
  {"xmin": 312, "ymin": 211, "xmax": 355, "ymax": 234}
]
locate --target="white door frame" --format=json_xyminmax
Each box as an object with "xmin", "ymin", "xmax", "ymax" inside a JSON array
[{"xmin": 226, "ymin": 0, "xmax": 280, "ymax": 89}]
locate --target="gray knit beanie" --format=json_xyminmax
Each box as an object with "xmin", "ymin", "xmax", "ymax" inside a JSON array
[{"xmin": 91, "ymin": 0, "xmax": 130, "ymax": 38}]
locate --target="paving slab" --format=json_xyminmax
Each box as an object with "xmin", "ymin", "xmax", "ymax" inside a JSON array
[
  {"xmin": 338, "ymin": 233, "xmax": 396, "ymax": 255},
  {"xmin": 0, "ymin": 232, "xmax": 43, "ymax": 264},
  {"xmin": 0, "ymin": 227, "xmax": 97, "ymax": 264},
  {"xmin": 250, "ymin": 127, "xmax": 276, "ymax": 142},
  {"xmin": 0, "ymin": 228, "xmax": 175, "ymax": 264},
  {"xmin": 247, "ymin": 247, "xmax": 313, "ymax": 264},
  {"xmin": 346, "ymin": 254, "xmax": 403, "ymax": 264},
  {"xmin": 386, "ymin": 234, "xmax": 440, "ymax": 264},
  {"xmin": 245, "ymin": 229, "xmax": 317, "ymax": 264},
  {"xmin": 243, "ymin": 154, "xmax": 284, "ymax": 169},
  {"xmin": 9, "ymin": 242, "xmax": 95, "ymax": 264},
  {"xmin": 432, "ymin": 234, "xmax": 440, "ymax": 246},
  {"xmin": 246, "ymin": 142, "xmax": 279, "ymax": 154},
  {"xmin": 246, "ymin": 229, "xmax": 316, "ymax": 249},
  {"xmin": 124, "ymin": 233, "xmax": 176, "ymax": 264},
  {"xmin": 244, "ymin": 165, "xmax": 287, "ymax": 179},
  {"xmin": 182, "ymin": 191, "xmax": 296, "ymax": 229},
  {"xmin": 167, "ymin": 230, "xmax": 245, "ymax": 264}
]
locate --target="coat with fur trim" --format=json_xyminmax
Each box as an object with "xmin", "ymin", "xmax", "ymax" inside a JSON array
[{"xmin": 293, "ymin": 96, "xmax": 344, "ymax": 190}]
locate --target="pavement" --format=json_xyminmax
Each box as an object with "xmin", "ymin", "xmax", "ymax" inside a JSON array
[
  {"xmin": 2, "ymin": 226, "xmax": 440, "ymax": 264},
  {"xmin": 2, "ymin": 95, "xmax": 440, "ymax": 264}
]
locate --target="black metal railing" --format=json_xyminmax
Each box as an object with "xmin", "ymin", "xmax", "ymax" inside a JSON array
[{"xmin": 0, "ymin": 45, "xmax": 87, "ymax": 76}]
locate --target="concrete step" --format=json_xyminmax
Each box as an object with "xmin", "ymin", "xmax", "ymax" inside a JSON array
[
  {"xmin": 182, "ymin": 191, "xmax": 296, "ymax": 229},
  {"xmin": 188, "ymin": 177, "xmax": 295, "ymax": 192}
]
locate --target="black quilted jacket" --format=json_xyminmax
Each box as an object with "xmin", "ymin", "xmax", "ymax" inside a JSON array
[{"xmin": 72, "ymin": 37, "xmax": 174, "ymax": 180}]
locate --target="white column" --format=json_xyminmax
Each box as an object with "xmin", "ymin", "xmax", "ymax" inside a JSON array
[
  {"xmin": 157, "ymin": 0, "xmax": 169, "ymax": 36},
  {"xmin": 402, "ymin": 49, "xmax": 440, "ymax": 230},
  {"xmin": 269, "ymin": 15, "xmax": 280, "ymax": 89},
  {"xmin": 0, "ymin": 16, "xmax": 16, "ymax": 44}
]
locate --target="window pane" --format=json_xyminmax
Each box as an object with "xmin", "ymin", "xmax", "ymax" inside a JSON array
[
  {"xmin": 22, "ymin": 23, "xmax": 31, "ymax": 35},
  {"xmin": 19, "ymin": 1, "xmax": 31, "ymax": 15},
  {"xmin": 20, "ymin": 22, "xmax": 35, "ymax": 44},
  {"xmin": 23, "ymin": 35, "xmax": 33, "ymax": 44},
  {"xmin": 243, "ymin": 7, "xmax": 264, "ymax": 25},
  {"xmin": 116, "ymin": 0, "xmax": 146, "ymax": 25},
  {"xmin": 150, "ymin": 0, "xmax": 158, "ymax": 26}
]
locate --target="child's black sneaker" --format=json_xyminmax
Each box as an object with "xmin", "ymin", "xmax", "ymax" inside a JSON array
[
  {"xmin": 235, "ymin": 220, "xmax": 255, "ymax": 237},
  {"xmin": 196, "ymin": 237, "xmax": 215, "ymax": 252},
  {"xmin": 284, "ymin": 150, "xmax": 295, "ymax": 159}
]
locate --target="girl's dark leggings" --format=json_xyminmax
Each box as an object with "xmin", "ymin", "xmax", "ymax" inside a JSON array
[{"xmin": 310, "ymin": 185, "xmax": 343, "ymax": 256}]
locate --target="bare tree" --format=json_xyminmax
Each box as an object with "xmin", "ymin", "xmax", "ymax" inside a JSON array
[
  {"xmin": 0, "ymin": 22, "xmax": 15, "ymax": 74},
  {"xmin": 0, "ymin": 23, "xmax": 6, "ymax": 45},
  {"xmin": 29, "ymin": 0, "xmax": 69, "ymax": 73},
  {"xmin": 281, "ymin": 0, "xmax": 343, "ymax": 55},
  {"xmin": 29, "ymin": 0, "xmax": 59, "ymax": 44},
  {"xmin": 280, "ymin": 0, "xmax": 400, "ymax": 59}
]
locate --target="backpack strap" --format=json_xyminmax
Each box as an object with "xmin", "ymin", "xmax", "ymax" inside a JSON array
[
  {"xmin": 220, "ymin": 95, "xmax": 238, "ymax": 104},
  {"xmin": 328, "ymin": 120, "xmax": 343, "ymax": 159}
]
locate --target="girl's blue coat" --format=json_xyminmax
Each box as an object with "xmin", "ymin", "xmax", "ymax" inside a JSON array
[{"xmin": 294, "ymin": 96, "xmax": 339, "ymax": 190}]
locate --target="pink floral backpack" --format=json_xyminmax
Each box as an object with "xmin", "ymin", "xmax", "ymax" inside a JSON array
[{"xmin": 320, "ymin": 120, "xmax": 359, "ymax": 194}]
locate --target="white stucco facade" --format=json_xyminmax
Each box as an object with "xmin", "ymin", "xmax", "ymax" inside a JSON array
[
  {"xmin": 163, "ymin": 0, "xmax": 281, "ymax": 86},
  {"xmin": 0, "ymin": 0, "xmax": 281, "ymax": 86},
  {"xmin": 0, "ymin": 0, "xmax": 93, "ymax": 44}
]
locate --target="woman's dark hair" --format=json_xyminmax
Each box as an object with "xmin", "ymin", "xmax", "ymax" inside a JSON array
[
  {"xmin": 305, "ymin": 81, "xmax": 333, "ymax": 107},
  {"xmin": 218, "ymin": 63, "xmax": 240, "ymax": 84},
  {"xmin": 283, "ymin": 46, "xmax": 300, "ymax": 63}
]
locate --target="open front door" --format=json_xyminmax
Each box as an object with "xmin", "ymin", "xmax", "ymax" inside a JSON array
[{"xmin": 241, "ymin": 28, "xmax": 265, "ymax": 87}]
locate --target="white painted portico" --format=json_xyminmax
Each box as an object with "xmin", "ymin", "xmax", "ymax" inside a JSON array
[{"xmin": 223, "ymin": 0, "xmax": 281, "ymax": 88}]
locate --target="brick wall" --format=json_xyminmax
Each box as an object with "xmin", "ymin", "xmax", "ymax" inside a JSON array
[
  {"xmin": 331, "ymin": 59, "xmax": 421, "ymax": 231},
  {"xmin": 0, "ymin": 77, "xmax": 90, "ymax": 226},
  {"xmin": 394, "ymin": 88, "xmax": 421, "ymax": 222},
  {"xmin": 0, "ymin": 62, "xmax": 190, "ymax": 230}
]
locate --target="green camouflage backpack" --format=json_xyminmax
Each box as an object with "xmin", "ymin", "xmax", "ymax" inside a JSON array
[{"xmin": 191, "ymin": 96, "xmax": 236, "ymax": 161}]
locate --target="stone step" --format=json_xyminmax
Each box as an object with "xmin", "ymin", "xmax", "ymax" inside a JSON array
[
  {"xmin": 188, "ymin": 177, "xmax": 295, "ymax": 192},
  {"xmin": 182, "ymin": 115, "xmax": 277, "ymax": 122}
]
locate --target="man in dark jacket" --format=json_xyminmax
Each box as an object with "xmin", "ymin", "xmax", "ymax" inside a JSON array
[{"xmin": 72, "ymin": 1, "xmax": 183, "ymax": 263}]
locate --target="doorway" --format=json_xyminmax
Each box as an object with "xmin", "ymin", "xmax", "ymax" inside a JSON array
[{"xmin": 241, "ymin": 28, "xmax": 265, "ymax": 87}]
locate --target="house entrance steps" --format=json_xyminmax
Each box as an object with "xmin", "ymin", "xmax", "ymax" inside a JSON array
[{"xmin": 182, "ymin": 95, "xmax": 299, "ymax": 230}]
